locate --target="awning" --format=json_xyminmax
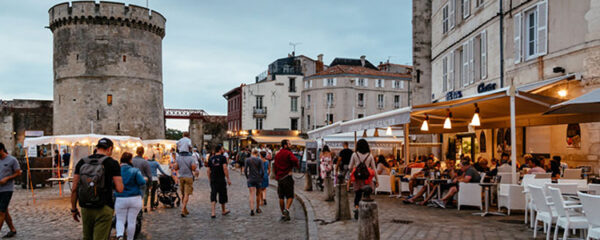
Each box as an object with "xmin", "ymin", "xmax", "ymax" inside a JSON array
[
  {"xmin": 249, "ymin": 135, "xmax": 306, "ymax": 146},
  {"xmin": 544, "ymin": 88, "xmax": 600, "ymax": 115},
  {"xmin": 410, "ymin": 87, "xmax": 564, "ymax": 133},
  {"xmin": 517, "ymin": 73, "xmax": 577, "ymax": 93},
  {"xmin": 307, "ymin": 121, "xmax": 343, "ymax": 139},
  {"xmin": 339, "ymin": 106, "xmax": 411, "ymax": 133},
  {"xmin": 24, "ymin": 134, "xmax": 143, "ymax": 148}
]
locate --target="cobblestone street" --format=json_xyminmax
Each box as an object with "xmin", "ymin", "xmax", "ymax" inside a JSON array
[
  {"xmin": 4, "ymin": 170, "xmax": 306, "ymax": 240},
  {"xmin": 293, "ymin": 173, "xmax": 544, "ymax": 240}
]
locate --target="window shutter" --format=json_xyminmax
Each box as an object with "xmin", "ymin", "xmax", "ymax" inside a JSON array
[
  {"xmin": 469, "ymin": 38, "xmax": 475, "ymax": 84},
  {"xmin": 481, "ymin": 30, "xmax": 487, "ymax": 79},
  {"xmin": 309, "ymin": 80, "xmax": 313, "ymax": 88},
  {"xmin": 400, "ymin": 80, "xmax": 404, "ymax": 89},
  {"xmin": 463, "ymin": 0, "xmax": 470, "ymax": 18},
  {"xmin": 443, "ymin": 56, "xmax": 448, "ymax": 92},
  {"xmin": 355, "ymin": 78, "xmax": 359, "ymax": 86},
  {"xmin": 304, "ymin": 81, "xmax": 308, "ymax": 89},
  {"xmin": 323, "ymin": 79, "xmax": 327, "ymax": 87},
  {"xmin": 449, "ymin": 50, "xmax": 455, "ymax": 90},
  {"xmin": 514, "ymin": 13, "xmax": 522, "ymax": 64},
  {"xmin": 381, "ymin": 79, "xmax": 385, "ymax": 88},
  {"xmin": 449, "ymin": 0, "xmax": 455, "ymax": 29},
  {"xmin": 333, "ymin": 78, "xmax": 337, "ymax": 86},
  {"xmin": 462, "ymin": 42, "xmax": 469, "ymax": 86},
  {"xmin": 365, "ymin": 79, "xmax": 369, "ymax": 87},
  {"xmin": 537, "ymin": 1, "xmax": 548, "ymax": 55}
]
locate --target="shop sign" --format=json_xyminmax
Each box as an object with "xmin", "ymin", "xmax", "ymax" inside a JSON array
[
  {"xmin": 445, "ymin": 91, "xmax": 463, "ymax": 101},
  {"xmin": 477, "ymin": 83, "xmax": 497, "ymax": 93}
]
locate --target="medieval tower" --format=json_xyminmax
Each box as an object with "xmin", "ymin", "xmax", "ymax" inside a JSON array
[{"xmin": 48, "ymin": 1, "xmax": 166, "ymax": 139}]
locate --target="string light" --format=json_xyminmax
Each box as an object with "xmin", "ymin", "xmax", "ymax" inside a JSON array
[
  {"xmin": 443, "ymin": 110, "xmax": 452, "ymax": 129},
  {"xmin": 558, "ymin": 89, "xmax": 567, "ymax": 98},
  {"xmin": 421, "ymin": 114, "xmax": 429, "ymax": 131},
  {"xmin": 470, "ymin": 103, "xmax": 481, "ymax": 127}
]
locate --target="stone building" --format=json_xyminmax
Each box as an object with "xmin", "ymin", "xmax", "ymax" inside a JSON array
[
  {"xmin": 0, "ymin": 100, "xmax": 53, "ymax": 156},
  {"xmin": 302, "ymin": 56, "xmax": 412, "ymax": 132},
  {"xmin": 424, "ymin": 0, "xmax": 600, "ymax": 165},
  {"xmin": 411, "ymin": 0, "xmax": 433, "ymax": 106},
  {"xmin": 48, "ymin": 2, "xmax": 166, "ymax": 140}
]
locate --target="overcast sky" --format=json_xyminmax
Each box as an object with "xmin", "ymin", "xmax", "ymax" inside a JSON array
[{"xmin": 0, "ymin": 0, "xmax": 412, "ymax": 130}]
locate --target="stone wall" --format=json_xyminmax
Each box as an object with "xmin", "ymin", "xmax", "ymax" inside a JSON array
[
  {"xmin": 0, "ymin": 100, "xmax": 53, "ymax": 156},
  {"xmin": 49, "ymin": 1, "xmax": 166, "ymax": 139},
  {"xmin": 411, "ymin": 0, "xmax": 432, "ymax": 106}
]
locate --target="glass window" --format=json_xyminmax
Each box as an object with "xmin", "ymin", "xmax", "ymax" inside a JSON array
[
  {"xmin": 443, "ymin": 4, "xmax": 449, "ymax": 33},
  {"xmin": 291, "ymin": 118, "xmax": 298, "ymax": 130},
  {"xmin": 526, "ymin": 9, "xmax": 537, "ymax": 58},
  {"xmin": 291, "ymin": 96, "xmax": 298, "ymax": 112},
  {"xmin": 394, "ymin": 95, "xmax": 400, "ymax": 109},
  {"xmin": 357, "ymin": 93, "xmax": 364, "ymax": 107},
  {"xmin": 256, "ymin": 118, "xmax": 263, "ymax": 130},
  {"xmin": 377, "ymin": 94, "xmax": 384, "ymax": 109},
  {"xmin": 256, "ymin": 96, "xmax": 263, "ymax": 109},
  {"xmin": 327, "ymin": 114, "xmax": 334, "ymax": 124},
  {"xmin": 289, "ymin": 78, "xmax": 296, "ymax": 92},
  {"xmin": 326, "ymin": 93, "xmax": 334, "ymax": 107}
]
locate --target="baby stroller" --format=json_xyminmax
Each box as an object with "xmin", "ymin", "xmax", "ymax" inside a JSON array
[{"xmin": 157, "ymin": 175, "xmax": 180, "ymax": 208}]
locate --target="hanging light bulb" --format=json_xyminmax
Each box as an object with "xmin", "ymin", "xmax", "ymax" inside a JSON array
[
  {"xmin": 443, "ymin": 110, "xmax": 452, "ymax": 129},
  {"xmin": 421, "ymin": 114, "xmax": 429, "ymax": 131},
  {"xmin": 470, "ymin": 103, "xmax": 481, "ymax": 127},
  {"xmin": 386, "ymin": 126, "xmax": 393, "ymax": 136}
]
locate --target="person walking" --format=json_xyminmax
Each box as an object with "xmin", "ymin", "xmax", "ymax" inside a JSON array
[
  {"xmin": 347, "ymin": 139, "xmax": 378, "ymax": 220},
  {"xmin": 273, "ymin": 139, "xmax": 299, "ymax": 221},
  {"xmin": 147, "ymin": 154, "xmax": 167, "ymax": 211},
  {"xmin": 336, "ymin": 142, "xmax": 353, "ymax": 181},
  {"xmin": 207, "ymin": 145, "xmax": 231, "ymax": 218},
  {"xmin": 132, "ymin": 147, "xmax": 152, "ymax": 213},
  {"xmin": 71, "ymin": 138, "xmax": 124, "ymax": 240},
  {"xmin": 259, "ymin": 151, "xmax": 270, "ymax": 206},
  {"xmin": 320, "ymin": 145, "xmax": 334, "ymax": 180},
  {"xmin": 0, "ymin": 143, "xmax": 21, "ymax": 238},
  {"xmin": 114, "ymin": 152, "xmax": 146, "ymax": 240},
  {"xmin": 62, "ymin": 149, "xmax": 71, "ymax": 168},
  {"xmin": 244, "ymin": 149, "xmax": 264, "ymax": 216},
  {"xmin": 174, "ymin": 133, "xmax": 197, "ymax": 218}
]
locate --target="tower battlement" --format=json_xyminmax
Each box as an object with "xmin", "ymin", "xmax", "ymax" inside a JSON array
[{"xmin": 49, "ymin": 1, "xmax": 166, "ymax": 38}]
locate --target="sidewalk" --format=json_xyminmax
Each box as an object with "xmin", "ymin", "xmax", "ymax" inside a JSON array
[{"xmin": 291, "ymin": 173, "xmax": 540, "ymax": 240}]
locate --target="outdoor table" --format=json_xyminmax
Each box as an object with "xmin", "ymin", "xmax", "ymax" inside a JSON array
[
  {"xmin": 473, "ymin": 182, "xmax": 506, "ymax": 217},
  {"xmin": 427, "ymin": 179, "xmax": 450, "ymax": 200}
]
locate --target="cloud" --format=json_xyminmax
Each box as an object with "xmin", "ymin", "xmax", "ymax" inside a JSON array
[{"xmin": 0, "ymin": 0, "xmax": 413, "ymax": 123}]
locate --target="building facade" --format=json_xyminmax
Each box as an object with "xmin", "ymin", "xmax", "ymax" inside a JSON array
[
  {"xmin": 223, "ymin": 85, "xmax": 243, "ymax": 134},
  {"xmin": 49, "ymin": 2, "xmax": 166, "ymax": 139},
  {"xmin": 302, "ymin": 57, "xmax": 412, "ymax": 132},
  {"xmin": 0, "ymin": 100, "xmax": 53, "ymax": 156},
  {"xmin": 428, "ymin": 0, "xmax": 600, "ymax": 165}
]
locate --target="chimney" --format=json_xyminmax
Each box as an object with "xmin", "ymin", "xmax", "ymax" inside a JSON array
[
  {"xmin": 360, "ymin": 55, "xmax": 366, "ymax": 67},
  {"xmin": 316, "ymin": 54, "xmax": 324, "ymax": 73}
]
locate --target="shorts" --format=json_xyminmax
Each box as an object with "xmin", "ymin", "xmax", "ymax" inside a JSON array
[
  {"xmin": 247, "ymin": 181, "xmax": 261, "ymax": 188},
  {"xmin": 180, "ymin": 177, "xmax": 194, "ymax": 195},
  {"xmin": 210, "ymin": 181, "xmax": 228, "ymax": 204},
  {"xmin": 277, "ymin": 175, "xmax": 294, "ymax": 199},
  {"xmin": 260, "ymin": 177, "xmax": 269, "ymax": 189},
  {"xmin": 0, "ymin": 192, "xmax": 13, "ymax": 212}
]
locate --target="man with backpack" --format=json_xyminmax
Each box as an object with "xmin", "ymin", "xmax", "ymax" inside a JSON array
[
  {"xmin": 273, "ymin": 139, "xmax": 299, "ymax": 221},
  {"xmin": 71, "ymin": 138, "xmax": 124, "ymax": 240}
]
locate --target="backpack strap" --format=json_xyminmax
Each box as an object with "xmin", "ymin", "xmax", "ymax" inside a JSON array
[{"xmin": 83, "ymin": 155, "xmax": 109, "ymax": 164}]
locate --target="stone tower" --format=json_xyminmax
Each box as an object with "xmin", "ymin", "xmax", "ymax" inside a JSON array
[{"xmin": 48, "ymin": 1, "xmax": 166, "ymax": 139}]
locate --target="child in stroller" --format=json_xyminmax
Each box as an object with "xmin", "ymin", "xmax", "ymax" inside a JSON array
[{"xmin": 155, "ymin": 175, "xmax": 181, "ymax": 208}]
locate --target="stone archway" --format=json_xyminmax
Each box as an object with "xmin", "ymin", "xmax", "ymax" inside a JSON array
[{"xmin": 164, "ymin": 109, "xmax": 226, "ymax": 150}]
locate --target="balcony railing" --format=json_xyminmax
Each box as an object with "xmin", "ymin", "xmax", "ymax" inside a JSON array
[
  {"xmin": 357, "ymin": 101, "xmax": 364, "ymax": 107},
  {"xmin": 253, "ymin": 107, "xmax": 267, "ymax": 118}
]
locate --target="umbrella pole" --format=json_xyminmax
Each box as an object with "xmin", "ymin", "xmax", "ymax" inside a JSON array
[
  {"xmin": 57, "ymin": 144, "xmax": 62, "ymax": 197},
  {"xmin": 25, "ymin": 150, "xmax": 36, "ymax": 204},
  {"xmin": 509, "ymin": 86, "xmax": 518, "ymax": 184}
]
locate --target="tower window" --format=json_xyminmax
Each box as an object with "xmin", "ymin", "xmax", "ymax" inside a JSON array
[
  {"xmin": 107, "ymin": 94, "xmax": 113, "ymax": 105},
  {"xmin": 122, "ymin": 55, "xmax": 126, "ymax": 62}
]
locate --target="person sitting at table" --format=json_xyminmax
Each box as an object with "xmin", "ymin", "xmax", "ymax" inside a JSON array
[
  {"xmin": 520, "ymin": 154, "xmax": 533, "ymax": 171},
  {"xmin": 526, "ymin": 157, "xmax": 546, "ymax": 174},
  {"xmin": 403, "ymin": 161, "xmax": 453, "ymax": 205},
  {"xmin": 432, "ymin": 160, "xmax": 481, "ymax": 209},
  {"xmin": 474, "ymin": 157, "xmax": 489, "ymax": 173},
  {"xmin": 388, "ymin": 158, "xmax": 401, "ymax": 195},
  {"xmin": 376, "ymin": 155, "xmax": 390, "ymax": 175},
  {"xmin": 550, "ymin": 156, "xmax": 561, "ymax": 180},
  {"xmin": 407, "ymin": 158, "xmax": 435, "ymax": 196}
]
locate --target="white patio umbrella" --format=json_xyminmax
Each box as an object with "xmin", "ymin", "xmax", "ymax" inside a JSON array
[{"xmin": 545, "ymin": 88, "xmax": 600, "ymax": 115}]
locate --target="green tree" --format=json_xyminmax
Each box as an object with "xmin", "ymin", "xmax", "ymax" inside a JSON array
[{"xmin": 165, "ymin": 128, "xmax": 183, "ymax": 140}]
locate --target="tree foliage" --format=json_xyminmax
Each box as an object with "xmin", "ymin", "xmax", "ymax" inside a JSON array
[{"xmin": 165, "ymin": 128, "xmax": 183, "ymax": 140}]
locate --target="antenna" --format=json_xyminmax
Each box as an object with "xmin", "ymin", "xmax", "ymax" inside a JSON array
[
  {"xmin": 289, "ymin": 42, "xmax": 302, "ymax": 54},
  {"xmin": 146, "ymin": 0, "xmax": 149, "ymax": 8}
]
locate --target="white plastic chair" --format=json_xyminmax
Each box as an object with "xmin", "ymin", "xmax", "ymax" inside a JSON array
[
  {"xmin": 376, "ymin": 175, "xmax": 392, "ymax": 194},
  {"xmin": 544, "ymin": 183, "xmax": 579, "ymax": 195},
  {"xmin": 588, "ymin": 183, "xmax": 600, "ymax": 195},
  {"xmin": 400, "ymin": 168, "xmax": 422, "ymax": 193},
  {"xmin": 497, "ymin": 183, "xmax": 526, "ymax": 215},
  {"xmin": 523, "ymin": 175, "xmax": 552, "ymax": 227},
  {"xmin": 457, "ymin": 173, "xmax": 485, "ymax": 211},
  {"xmin": 558, "ymin": 179, "xmax": 588, "ymax": 191},
  {"xmin": 529, "ymin": 184, "xmax": 558, "ymax": 240},
  {"xmin": 578, "ymin": 192, "xmax": 600, "ymax": 240},
  {"xmin": 497, "ymin": 172, "xmax": 514, "ymax": 184},
  {"xmin": 548, "ymin": 187, "xmax": 587, "ymax": 240},
  {"xmin": 563, "ymin": 169, "xmax": 582, "ymax": 179}
]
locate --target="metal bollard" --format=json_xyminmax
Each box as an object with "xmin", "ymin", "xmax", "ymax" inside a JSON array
[
  {"xmin": 335, "ymin": 173, "xmax": 351, "ymax": 221},
  {"xmin": 358, "ymin": 187, "xmax": 379, "ymax": 240}
]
